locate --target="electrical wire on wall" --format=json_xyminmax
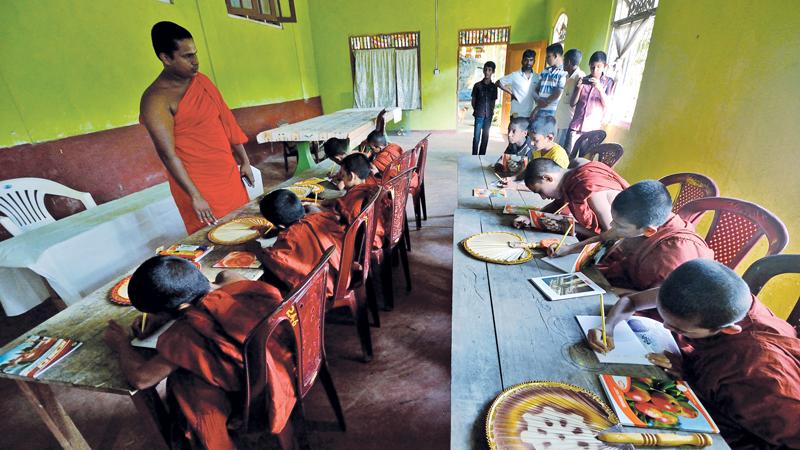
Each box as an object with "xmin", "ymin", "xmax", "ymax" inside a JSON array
[{"xmin": 434, "ymin": 0, "xmax": 440, "ymax": 75}]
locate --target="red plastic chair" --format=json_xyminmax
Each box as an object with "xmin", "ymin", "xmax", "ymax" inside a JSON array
[
  {"xmin": 659, "ymin": 172, "xmax": 720, "ymax": 214},
  {"xmin": 242, "ymin": 247, "xmax": 345, "ymax": 447},
  {"xmin": 742, "ymin": 254, "xmax": 800, "ymax": 333},
  {"xmin": 677, "ymin": 197, "xmax": 789, "ymax": 270},
  {"xmin": 583, "ymin": 143, "xmax": 624, "ymax": 167},
  {"xmin": 382, "ymin": 148, "xmax": 416, "ymax": 251},
  {"xmin": 330, "ymin": 187, "xmax": 382, "ymax": 362},
  {"xmin": 372, "ymin": 167, "xmax": 416, "ymax": 311},
  {"xmin": 411, "ymin": 134, "xmax": 432, "ymax": 230},
  {"xmin": 570, "ymin": 129, "xmax": 606, "ymax": 160}
]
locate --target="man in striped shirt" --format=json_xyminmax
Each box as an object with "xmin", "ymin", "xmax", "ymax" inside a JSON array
[{"xmin": 530, "ymin": 43, "xmax": 567, "ymax": 124}]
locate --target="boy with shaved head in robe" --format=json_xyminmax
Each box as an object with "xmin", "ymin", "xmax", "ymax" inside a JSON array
[
  {"xmin": 513, "ymin": 157, "xmax": 629, "ymax": 238},
  {"xmin": 365, "ymin": 130, "xmax": 420, "ymax": 191},
  {"xmin": 550, "ymin": 180, "xmax": 713, "ymax": 306},
  {"xmin": 103, "ymin": 256, "xmax": 296, "ymax": 450},
  {"xmin": 328, "ymin": 153, "xmax": 386, "ymax": 250},
  {"xmin": 256, "ymin": 189, "xmax": 344, "ymax": 298},
  {"xmin": 591, "ymin": 259, "xmax": 800, "ymax": 449}
]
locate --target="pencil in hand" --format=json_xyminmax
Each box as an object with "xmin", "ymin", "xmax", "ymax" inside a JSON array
[
  {"xmin": 141, "ymin": 313, "xmax": 147, "ymax": 334},
  {"xmin": 554, "ymin": 222, "xmax": 575, "ymax": 253},
  {"xmin": 600, "ymin": 293, "xmax": 608, "ymax": 348}
]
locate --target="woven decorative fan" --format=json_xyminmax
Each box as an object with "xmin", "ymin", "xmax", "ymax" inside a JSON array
[
  {"xmin": 109, "ymin": 275, "xmax": 132, "ymax": 305},
  {"xmin": 285, "ymin": 185, "xmax": 312, "ymax": 198},
  {"xmin": 462, "ymin": 231, "xmax": 534, "ymax": 265},
  {"xmin": 487, "ymin": 381, "xmax": 629, "ymax": 450},
  {"xmin": 208, "ymin": 216, "xmax": 272, "ymax": 245}
]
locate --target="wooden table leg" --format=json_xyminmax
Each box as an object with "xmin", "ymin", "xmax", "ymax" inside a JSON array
[
  {"xmin": 16, "ymin": 380, "xmax": 91, "ymax": 450},
  {"xmin": 293, "ymin": 141, "xmax": 317, "ymax": 177},
  {"xmin": 131, "ymin": 388, "xmax": 171, "ymax": 450}
]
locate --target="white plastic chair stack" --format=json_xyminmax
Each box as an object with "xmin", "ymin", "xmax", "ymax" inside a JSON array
[{"xmin": 0, "ymin": 178, "xmax": 97, "ymax": 236}]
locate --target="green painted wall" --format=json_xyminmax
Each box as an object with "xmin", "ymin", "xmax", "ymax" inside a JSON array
[
  {"xmin": 544, "ymin": 0, "xmax": 614, "ymax": 73},
  {"xmin": 0, "ymin": 0, "xmax": 318, "ymax": 147},
  {"xmin": 307, "ymin": 0, "xmax": 551, "ymax": 131}
]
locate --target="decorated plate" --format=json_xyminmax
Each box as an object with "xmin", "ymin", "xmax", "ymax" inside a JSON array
[
  {"xmin": 109, "ymin": 275, "xmax": 132, "ymax": 305},
  {"xmin": 486, "ymin": 381, "xmax": 622, "ymax": 450},
  {"xmin": 462, "ymin": 231, "xmax": 534, "ymax": 265},
  {"xmin": 208, "ymin": 216, "xmax": 272, "ymax": 245}
]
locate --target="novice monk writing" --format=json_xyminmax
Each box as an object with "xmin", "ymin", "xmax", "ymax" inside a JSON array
[
  {"xmin": 513, "ymin": 157, "xmax": 629, "ymax": 238},
  {"xmin": 103, "ymin": 257, "xmax": 295, "ymax": 450},
  {"xmin": 589, "ymin": 259, "xmax": 800, "ymax": 449},
  {"xmin": 256, "ymin": 189, "xmax": 344, "ymax": 298},
  {"xmin": 328, "ymin": 153, "xmax": 386, "ymax": 250},
  {"xmin": 550, "ymin": 180, "xmax": 712, "ymax": 297}
]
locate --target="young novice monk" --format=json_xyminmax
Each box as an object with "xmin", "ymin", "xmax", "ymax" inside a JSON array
[
  {"xmin": 103, "ymin": 257, "xmax": 295, "ymax": 450},
  {"xmin": 550, "ymin": 180, "xmax": 713, "ymax": 295},
  {"xmin": 514, "ymin": 157, "xmax": 629, "ymax": 238},
  {"xmin": 328, "ymin": 153, "xmax": 386, "ymax": 250},
  {"xmin": 322, "ymin": 137, "xmax": 351, "ymax": 165},
  {"xmin": 589, "ymin": 259, "xmax": 800, "ymax": 449},
  {"xmin": 366, "ymin": 130, "xmax": 420, "ymax": 189},
  {"xmin": 256, "ymin": 189, "xmax": 344, "ymax": 298}
]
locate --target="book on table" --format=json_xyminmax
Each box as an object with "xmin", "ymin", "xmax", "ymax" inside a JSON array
[
  {"xmin": 598, "ymin": 374, "xmax": 719, "ymax": 433},
  {"xmin": 158, "ymin": 244, "xmax": 214, "ymax": 262},
  {"xmin": 530, "ymin": 272, "xmax": 606, "ymax": 301},
  {"xmin": 0, "ymin": 335, "xmax": 82, "ymax": 379},
  {"xmin": 575, "ymin": 315, "xmax": 680, "ymax": 365}
]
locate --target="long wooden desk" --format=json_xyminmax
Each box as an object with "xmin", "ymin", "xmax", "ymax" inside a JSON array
[
  {"xmin": 0, "ymin": 161, "xmax": 339, "ymax": 449},
  {"xmin": 457, "ymin": 155, "xmax": 549, "ymax": 211},
  {"xmin": 256, "ymin": 107, "xmax": 401, "ymax": 176},
  {"xmin": 450, "ymin": 208, "xmax": 730, "ymax": 450}
]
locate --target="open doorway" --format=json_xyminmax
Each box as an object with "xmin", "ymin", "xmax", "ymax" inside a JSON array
[{"xmin": 456, "ymin": 27, "xmax": 509, "ymax": 132}]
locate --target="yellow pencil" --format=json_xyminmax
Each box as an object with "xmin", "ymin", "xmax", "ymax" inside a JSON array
[
  {"xmin": 141, "ymin": 313, "xmax": 147, "ymax": 334},
  {"xmin": 554, "ymin": 222, "xmax": 574, "ymax": 253},
  {"xmin": 600, "ymin": 293, "xmax": 608, "ymax": 348},
  {"xmin": 554, "ymin": 203, "xmax": 568, "ymax": 215},
  {"xmin": 314, "ymin": 191, "xmax": 318, "ymax": 204}
]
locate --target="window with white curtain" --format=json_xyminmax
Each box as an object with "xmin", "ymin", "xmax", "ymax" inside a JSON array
[
  {"xmin": 607, "ymin": 0, "xmax": 658, "ymax": 125},
  {"xmin": 350, "ymin": 32, "xmax": 421, "ymax": 110}
]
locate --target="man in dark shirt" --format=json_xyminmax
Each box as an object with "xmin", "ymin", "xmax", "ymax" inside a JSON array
[{"xmin": 471, "ymin": 61, "xmax": 498, "ymax": 155}]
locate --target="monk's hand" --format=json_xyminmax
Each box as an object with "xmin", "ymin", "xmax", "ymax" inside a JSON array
[
  {"xmin": 130, "ymin": 313, "xmax": 168, "ymax": 339},
  {"xmin": 215, "ymin": 270, "xmax": 247, "ymax": 287},
  {"xmin": 105, "ymin": 320, "xmax": 130, "ymax": 352},
  {"xmin": 647, "ymin": 352, "xmax": 684, "ymax": 378},
  {"xmin": 192, "ymin": 195, "xmax": 217, "ymax": 226},
  {"xmin": 240, "ymin": 164, "xmax": 255, "ymax": 188},
  {"xmin": 546, "ymin": 242, "xmax": 572, "ymax": 257},
  {"xmin": 512, "ymin": 215, "xmax": 531, "ymax": 229},
  {"xmin": 587, "ymin": 328, "xmax": 615, "ymax": 353}
]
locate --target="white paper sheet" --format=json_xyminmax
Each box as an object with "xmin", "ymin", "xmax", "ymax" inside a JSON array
[
  {"xmin": 576, "ymin": 315, "xmax": 653, "ymax": 365},
  {"xmin": 131, "ymin": 320, "xmax": 176, "ymax": 349}
]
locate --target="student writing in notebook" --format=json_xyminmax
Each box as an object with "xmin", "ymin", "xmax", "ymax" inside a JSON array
[
  {"xmin": 590, "ymin": 259, "xmax": 800, "ymax": 449},
  {"xmin": 103, "ymin": 256, "xmax": 296, "ymax": 450}
]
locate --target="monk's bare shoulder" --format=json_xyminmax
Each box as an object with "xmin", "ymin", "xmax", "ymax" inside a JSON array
[{"xmin": 140, "ymin": 81, "xmax": 174, "ymax": 118}]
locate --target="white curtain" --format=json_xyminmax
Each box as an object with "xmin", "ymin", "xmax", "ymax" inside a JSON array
[
  {"xmin": 354, "ymin": 49, "xmax": 397, "ymax": 108},
  {"xmin": 395, "ymin": 49, "xmax": 421, "ymax": 109}
]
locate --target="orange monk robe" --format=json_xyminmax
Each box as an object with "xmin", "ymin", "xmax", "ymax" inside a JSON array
[
  {"xmin": 167, "ymin": 73, "xmax": 249, "ymax": 234},
  {"xmin": 157, "ymin": 281, "xmax": 295, "ymax": 449},
  {"xmin": 596, "ymin": 214, "xmax": 714, "ymax": 290},
  {"xmin": 682, "ymin": 296, "xmax": 800, "ymax": 449},
  {"xmin": 260, "ymin": 212, "xmax": 344, "ymax": 298},
  {"xmin": 372, "ymin": 144, "xmax": 420, "ymax": 190},
  {"xmin": 559, "ymin": 161, "xmax": 629, "ymax": 235},
  {"xmin": 331, "ymin": 178, "xmax": 385, "ymax": 250}
]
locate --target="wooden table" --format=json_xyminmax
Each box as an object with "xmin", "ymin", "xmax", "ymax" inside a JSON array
[
  {"xmin": 256, "ymin": 107, "xmax": 402, "ymax": 176},
  {"xmin": 450, "ymin": 208, "xmax": 730, "ymax": 450},
  {"xmin": 0, "ymin": 162, "xmax": 340, "ymax": 449},
  {"xmin": 457, "ymin": 155, "xmax": 549, "ymax": 211}
]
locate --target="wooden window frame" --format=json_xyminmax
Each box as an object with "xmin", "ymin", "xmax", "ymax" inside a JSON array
[
  {"xmin": 225, "ymin": 0, "xmax": 296, "ymax": 24},
  {"xmin": 458, "ymin": 26, "xmax": 510, "ymax": 46},
  {"xmin": 348, "ymin": 31, "xmax": 422, "ymax": 110}
]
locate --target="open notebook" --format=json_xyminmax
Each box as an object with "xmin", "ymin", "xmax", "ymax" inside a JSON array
[
  {"xmin": 131, "ymin": 320, "xmax": 176, "ymax": 349},
  {"xmin": 576, "ymin": 315, "xmax": 679, "ymax": 365},
  {"xmin": 540, "ymin": 242, "xmax": 603, "ymax": 273}
]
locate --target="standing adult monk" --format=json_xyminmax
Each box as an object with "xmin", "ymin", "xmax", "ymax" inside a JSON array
[{"xmin": 141, "ymin": 22, "xmax": 254, "ymax": 234}]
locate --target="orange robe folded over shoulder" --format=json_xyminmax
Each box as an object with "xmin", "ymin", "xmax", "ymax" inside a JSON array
[
  {"xmin": 157, "ymin": 281, "xmax": 295, "ymax": 449},
  {"xmin": 372, "ymin": 143, "xmax": 420, "ymax": 190},
  {"xmin": 332, "ymin": 178, "xmax": 385, "ymax": 249},
  {"xmin": 259, "ymin": 212, "xmax": 344, "ymax": 298},
  {"xmin": 164, "ymin": 72, "xmax": 249, "ymax": 234},
  {"xmin": 596, "ymin": 213, "xmax": 714, "ymax": 290},
  {"xmin": 683, "ymin": 296, "xmax": 800, "ymax": 449},
  {"xmin": 560, "ymin": 161, "xmax": 629, "ymax": 235}
]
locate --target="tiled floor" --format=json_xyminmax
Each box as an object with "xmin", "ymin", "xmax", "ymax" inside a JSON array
[{"xmin": 0, "ymin": 127, "xmax": 508, "ymax": 449}]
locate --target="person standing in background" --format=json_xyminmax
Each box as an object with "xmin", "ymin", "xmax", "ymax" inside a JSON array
[
  {"xmin": 530, "ymin": 44, "xmax": 567, "ymax": 123},
  {"xmin": 471, "ymin": 61, "xmax": 498, "ymax": 155},
  {"xmin": 569, "ymin": 51, "xmax": 616, "ymax": 146},
  {"xmin": 555, "ymin": 48, "xmax": 585, "ymax": 152},
  {"xmin": 496, "ymin": 50, "xmax": 539, "ymax": 120}
]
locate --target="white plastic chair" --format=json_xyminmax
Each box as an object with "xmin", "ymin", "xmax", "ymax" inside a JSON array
[{"xmin": 0, "ymin": 178, "xmax": 97, "ymax": 236}]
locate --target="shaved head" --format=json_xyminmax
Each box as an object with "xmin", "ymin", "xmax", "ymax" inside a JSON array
[
  {"xmin": 612, "ymin": 180, "xmax": 673, "ymax": 228},
  {"xmin": 659, "ymin": 259, "xmax": 752, "ymax": 329},
  {"xmin": 524, "ymin": 157, "xmax": 566, "ymax": 185}
]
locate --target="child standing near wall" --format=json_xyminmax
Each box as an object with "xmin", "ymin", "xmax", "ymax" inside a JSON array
[
  {"xmin": 471, "ymin": 61, "xmax": 498, "ymax": 155},
  {"xmin": 569, "ymin": 51, "xmax": 615, "ymax": 145},
  {"xmin": 555, "ymin": 48, "xmax": 585, "ymax": 151}
]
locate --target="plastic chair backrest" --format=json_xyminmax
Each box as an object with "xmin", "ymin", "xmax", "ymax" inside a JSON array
[
  {"xmin": 380, "ymin": 167, "xmax": 415, "ymax": 249},
  {"xmin": 742, "ymin": 254, "xmax": 800, "ymax": 333},
  {"xmin": 332, "ymin": 188, "xmax": 382, "ymax": 300},
  {"xmin": 242, "ymin": 247, "xmax": 334, "ymax": 431},
  {"xmin": 677, "ymin": 197, "xmax": 789, "ymax": 269},
  {"xmin": 659, "ymin": 172, "xmax": 720, "ymax": 214},
  {"xmin": 412, "ymin": 134, "xmax": 431, "ymax": 184},
  {"xmin": 571, "ymin": 129, "xmax": 606, "ymax": 160},
  {"xmin": 583, "ymin": 143, "xmax": 624, "ymax": 167},
  {"xmin": 0, "ymin": 177, "xmax": 97, "ymax": 236}
]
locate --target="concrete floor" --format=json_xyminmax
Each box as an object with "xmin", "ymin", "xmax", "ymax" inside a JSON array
[{"xmin": 0, "ymin": 127, "xmax": 508, "ymax": 450}]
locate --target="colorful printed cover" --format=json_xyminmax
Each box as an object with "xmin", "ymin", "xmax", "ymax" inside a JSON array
[
  {"xmin": 212, "ymin": 251, "xmax": 262, "ymax": 269},
  {"xmin": 0, "ymin": 335, "xmax": 82, "ymax": 379},
  {"xmin": 599, "ymin": 374, "xmax": 719, "ymax": 433}
]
